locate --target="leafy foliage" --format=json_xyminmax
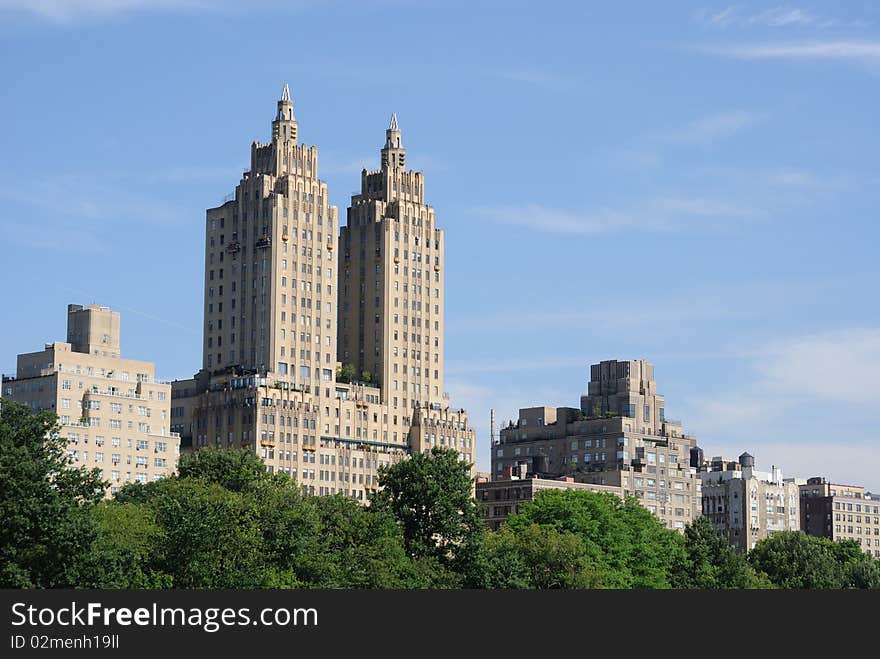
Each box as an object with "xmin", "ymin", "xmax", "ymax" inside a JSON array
[
  {"xmin": 0, "ymin": 401, "xmax": 105, "ymax": 587},
  {"xmin": 748, "ymin": 532, "xmax": 875, "ymax": 589},
  {"xmin": 670, "ymin": 516, "xmax": 769, "ymax": 589},
  {"xmin": 495, "ymin": 489, "xmax": 685, "ymax": 588},
  {"xmin": 3, "ymin": 402, "xmax": 879, "ymax": 589},
  {"xmin": 371, "ymin": 446, "xmax": 483, "ymax": 583}
]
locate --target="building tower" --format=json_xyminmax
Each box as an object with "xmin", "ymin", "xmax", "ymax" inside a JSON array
[
  {"xmin": 201, "ymin": 83, "xmax": 337, "ymax": 389},
  {"xmin": 338, "ymin": 114, "xmax": 445, "ymax": 410},
  {"xmin": 491, "ymin": 359, "xmax": 702, "ymax": 532},
  {"xmin": 172, "ymin": 88, "xmax": 475, "ymax": 497}
]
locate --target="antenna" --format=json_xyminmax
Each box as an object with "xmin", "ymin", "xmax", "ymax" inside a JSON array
[{"xmin": 490, "ymin": 408, "xmax": 495, "ymax": 450}]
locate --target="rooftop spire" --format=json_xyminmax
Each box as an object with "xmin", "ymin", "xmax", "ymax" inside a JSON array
[
  {"xmin": 281, "ymin": 83, "xmax": 291, "ymax": 102},
  {"xmin": 389, "ymin": 112, "xmax": 399, "ymax": 131}
]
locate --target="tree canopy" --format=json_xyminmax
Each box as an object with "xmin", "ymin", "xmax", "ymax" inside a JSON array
[{"xmin": 2, "ymin": 401, "xmax": 879, "ymax": 589}]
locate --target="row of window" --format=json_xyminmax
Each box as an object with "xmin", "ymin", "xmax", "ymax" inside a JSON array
[{"xmin": 66, "ymin": 449, "xmax": 169, "ymax": 468}]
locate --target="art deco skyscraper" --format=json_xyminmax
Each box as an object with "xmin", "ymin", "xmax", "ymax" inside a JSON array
[
  {"xmin": 172, "ymin": 87, "xmax": 475, "ymax": 496},
  {"xmin": 339, "ymin": 114, "xmax": 445, "ymax": 409},
  {"xmin": 202, "ymin": 83, "xmax": 338, "ymax": 387}
]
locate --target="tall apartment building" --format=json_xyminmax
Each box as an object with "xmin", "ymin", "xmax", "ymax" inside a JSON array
[
  {"xmin": 338, "ymin": 113, "xmax": 445, "ymax": 409},
  {"xmin": 491, "ymin": 359, "xmax": 702, "ymax": 532},
  {"xmin": 2, "ymin": 304, "xmax": 179, "ymax": 496},
  {"xmin": 171, "ymin": 86, "xmax": 474, "ymax": 499},
  {"xmin": 799, "ymin": 477, "xmax": 880, "ymax": 558},
  {"xmin": 699, "ymin": 453, "xmax": 800, "ymax": 552}
]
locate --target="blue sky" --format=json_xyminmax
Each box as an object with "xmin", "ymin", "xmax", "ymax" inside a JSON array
[{"xmin": 1, "ymin": 1, "xmax": 879, "ymax": 488}]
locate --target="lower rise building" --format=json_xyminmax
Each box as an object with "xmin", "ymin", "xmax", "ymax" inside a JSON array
[
  {"xmin": 699, "ymin": 452, "xmax": 800, "ymax": 552},
  {"xmin": 477, "ymin": 475, "xmax": 622, "ymax": 531},
  {"xmin": 491, "ymin": 359, "xmax": 702, "ymax": 532},
  {"xmin": 799, "ymin": 477, "xmax": 880, "ymax": 558},
  {"xmin": 2, "ymin": 304, "xmax": 180, "ymax": 496}
]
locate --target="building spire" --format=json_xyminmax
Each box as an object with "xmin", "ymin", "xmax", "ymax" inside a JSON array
[
  {"xmin": 272, "ymin": 83, "xmax": 297, "ymax": 145},
  {"xmin": 381, "ymin": 112, "xmax": 405, "ymax": 169}
]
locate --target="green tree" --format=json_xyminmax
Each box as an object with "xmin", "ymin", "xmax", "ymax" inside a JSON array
[
  {"xmin": 483, "ymin": 523, "xmax": 603, "ymax": 588},
  {"xmin": 749, "ymin": 532, "xmax": 848, "ymax": 589},
  {"xmin": 670, "ymin": 517, "xmax": 768, "ymax": 589},
  {"xmin": 371, "ymin": 446, "xmax": 483, "ymax": 580},
  {"xmin": 306, "ymin": 494, "xmax": 423, "ymax": 588},
  {"xmin": 176, "ymin": 447, "xmax": 275, "ymax": 493},
  {"xmin": 147, "ymin": 478, "xmax": 267, "ymax": 588},
  {"xmin": 504, "ymin": 489, "xmax": 685, "ymax": 588},
  {"xmin": 248, "ymin": 477, "xmax": 318, "ymax": 588},
  {"xmin": 842, "ymin": 557, "xmax": 880, "ymax": 589},
  {"xmin": 336, "ymin": 363, "xmax": 356, "ymax": 384},
  {"xmin": 0, "ymin": 401, "xmax": 105, "ymax": 587},
  {"xmin": 80, "ymin": 502, "xmax": 171, "ymax": 588}
]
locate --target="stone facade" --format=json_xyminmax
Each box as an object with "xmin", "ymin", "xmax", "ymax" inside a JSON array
[
  {"xmin": 171, "ymin": 87, "xmax": 474, "ymax": 498},
  {"xmin": 799, "ymin": 477, "xmax": 880, "ymax": 558},
  {"xmin": 477, "ymin": 476, "xmax": 623, "ymax": 531},
  {"xmin": 700, "ymin": 453, "xmax": 800, "ymax": 552},
  {"xmin": 492, "ymin": 359, "xmax": 702, "ymax": 532},
  {"xmin": 2, "ymin": 304, "xmax": 179, "ymax": 496}
]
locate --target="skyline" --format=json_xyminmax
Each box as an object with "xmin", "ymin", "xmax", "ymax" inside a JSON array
[{"xmin": 2, "ymin": 2, "xmax": 879, "ymax": 488}]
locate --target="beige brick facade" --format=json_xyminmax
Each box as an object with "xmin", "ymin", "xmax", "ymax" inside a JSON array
[
  {"xmin": 2, "ymin": 304, "xmax": 179, "ymax": 496},
  {"xmin": 477, "ymin": 477, "xmax": 623, "ymax": 531},
  {"xmin": 171, "ymin": 86, "xmax": 474, "ymax": 497},
  {"xmin": 492, "ymin": 360, "xmax": 702, "ymax": 532},
  {"xmin": 700, "ymin": 454, "xmax": 800, "ymax": 552},
  {"xmin": 800, "ymin": 477, "xmax": 880, "ymax": 558}
]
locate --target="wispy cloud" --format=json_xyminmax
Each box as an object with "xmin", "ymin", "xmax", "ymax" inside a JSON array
[
  {"xmin": 765, "ymin": 167, "xmax": 816, "ymax": 187},
  {"xmin": 660, "ymin": 109, "xmax": 759, "ymax": 145},
  {"xmin": 0, "ymin": 0, "xmax": 212, "ymax": 22},
  {"xmin": 700, "ymin": 5, "xmax": 740, "ymax": 28},
  {"xmin": 757, "ymin": 328, "xmax": 880, "ymax": 404},
  {"xmin": 488, "ymin": 67, "xmax": 587, "ymax": 94},
  {"xmin": 751, "ymin": 7, "xmax": 816, "ymax": 27},
  {"xmin": 0, "ymin": 175, "xmax": 189, "ymax": 226},
  {"xmin": 699, "ymin": 40, "xmax": 880, "ymax": 63},
  {"xmin": 681, "ymin": 326, "xmax": 880, "ymax": 488},
  {"xmin": 0, "ymin": 0, "xmax": 321, "ymax": 23},
  {"xmin": 470, "ymin": 194, "xmax": 758, "ymax": 237},
  {"xmin": 318, "ymin": 153, "xmax": 374, "ymax": 177},
  {"xmin": 695, "ymin": 6, "xmax": 864, "ymax": 30}
]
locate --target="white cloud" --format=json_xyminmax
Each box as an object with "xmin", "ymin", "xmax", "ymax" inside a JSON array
[
  {"xmin": 766, "ymin": 167, "xmax": 816, "ymax": 187},
  {"xmin": 318, "ymin": 153, "xmax": 374, "ymax": 177},
  {"xmin": 0, "ymin": 0, "xmax": 211, "ymax": 21},
  {"xmin": 679, "ymin": 327, "xmax": 880, "ymax": 488},
  {"xmin": 661, "ymin": 110, "xmax": 758, "ymax": 144},
  {"xmin": 695, "ymin": 6, "xmax": 855, "ymax": 29},
  {"xmin": 471, "ymin": 194, "xmax": 757, "ymax": 237},
  {"xmin": 751, "ymin": 7, "xmax": 816, "ymax": 27},
  {"xmin": 489, "ymin": 67, "xmax": 587, "ymax": 94},
  {"xmin": 701, "ymin": 41, "xmax": 880, "ymax": 63},
  {"xmin": 472, "ymin": 204, "xmax": 628, "ymax": 236},
  {"xmin": 0, "ymin": 0, "xmax": 321, "ymax": 22},
  {"xmin": 699, "ymin": 5, "xmax": 740, "ymax": 28},
  {"xmin": 0, "ymin": 176, "xmax": 189, "ymax": 226},
  {"xmin": 652, "ymin": 195, "xmax": 755, "ymax": 217},
  {"xmin": 758, "ymin": 328, "xmax": 880, "ymax": 403}
]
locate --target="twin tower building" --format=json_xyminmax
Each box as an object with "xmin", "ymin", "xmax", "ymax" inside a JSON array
[
  {"xmin": 170, "ymin": 85, "xmax": 475, "ymax": 497},
  {"xmin": 2, "ymin": 85, "xmax": 474, "ymax": 498}
]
